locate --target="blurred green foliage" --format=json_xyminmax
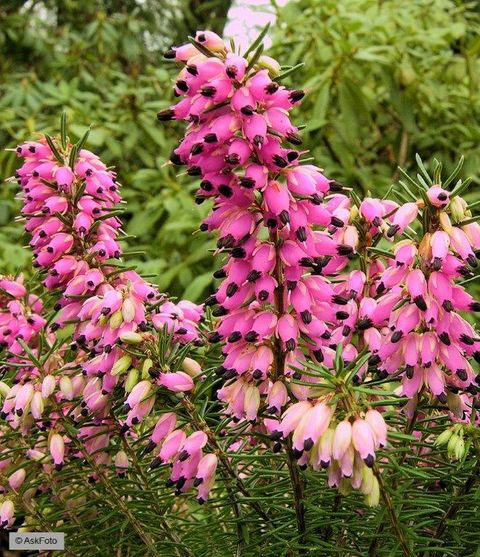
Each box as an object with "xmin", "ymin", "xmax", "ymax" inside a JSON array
[
  {"xmin": 270, "ymin": 0, "xmax": 480, "ymax": 195},
  {"xmin": 0, "ymin": 0, "xmax": 231, "ymax": 298},
  {"xmin": 1, "ymin": 0, "xmax": 480, "ymax": 302}
]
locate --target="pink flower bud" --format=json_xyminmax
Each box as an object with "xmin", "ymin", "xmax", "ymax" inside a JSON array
[
  {"xmin": 8, "ymin": 468, "xmax": 26, "ymax": 490},
  {"xmin": 332, "ymin": 420, "xmax": 352, "ymax": 461},
  {"xmin": 158, "ymin": 372, "xmax": 194, "ymax": 392},
  {"xmin": 50, "ymin": 433, "xmax": 65, "ymax": 469}
]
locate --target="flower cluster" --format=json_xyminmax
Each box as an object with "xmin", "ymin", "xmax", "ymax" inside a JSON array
[
  {"xmin": 0, "ymin": 133, "xmax": 216, "ymax": 527},
  {"xmin": 159, "ymin": 31, "xmax": 393, "ymax": 502},
  {"xmin": 160, "ymin": 30, "xmax": 480, "ymax": 505},
  {"xmin": 268, "ymin": 401, "xmax": 386, "ymax": 504},
  {"xmin": 13, "ymin": 136, "xmax": 204, "ymax": 407},
  {"xmin": 356, "ymin": 186, "xmax": 480, "ymax": 412},
  {"xmin": 160, "ymin": 31, "xmax": 353, "ymax": 403},
  {"xmin": 144, "ymin": 411, "xmax": 218, "ymax": 503},
  {"xmin": 0, "ymin": 275, "xmax": 45, "ymax": 357}
]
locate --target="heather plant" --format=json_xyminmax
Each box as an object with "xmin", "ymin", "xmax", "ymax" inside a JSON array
[
  {"xmin": 2, "ymin": 0, "xmax": 480, "ymax": 302},
  {"xmin": 1, "ymin": 27, "xmax": 480, "ymax": 557}
]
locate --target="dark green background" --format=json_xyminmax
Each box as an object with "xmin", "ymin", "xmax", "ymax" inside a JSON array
[{"xmin": 1, "ymin": 0, "xmax": 479, "ymax": 301}]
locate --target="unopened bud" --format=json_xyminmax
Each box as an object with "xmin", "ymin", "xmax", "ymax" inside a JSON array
[
  {"xmin": 360, "ymin": 465, "xmax": 374, "ymax": 495},
  {"xmin": 181, "ymin": 357, "xmax": 202, "ymax": 377},
  {"xmin": 435, "ymin": 429, "xmax": 452, "ymax": 446},
  {"xmin": 30, "ymin": 391, "xmax": 44, "ymax": 419},
  {"xmin": 98, "ymin": 313, "xmax": 109, "ymax": 326},
  {"xmin": 0, "ymin": 381, "xmax": 10, "ymax": 398},
  {"xmin": 49, "ymin": 433, "xmax": 65, "ymax": 467},
  {"xmin": 338, "ymin": 478, "xmax": 352, "ymax": 496},
  {"xmin": 59, "ymin": 376, "xmax": 73, "ymax": 400},
  {"xmin": 439, "ymin": 212, "xmax": 454, "ymax": 235},
  {"xmin": 122, "ymin": 299, "xmax": 136, "ymax": 323},
  {"xmin": 256, "ymin": 55, "xmax": 281, "ymax": 77},
  {"xmin": 8, "ymin": 468, "xmax": 26, "ymax": 490},
  {"xmin": 42, "ymin": 375, "xmax": 56, "ymax": 398},
  {"xmin": 447, "ymin": 432, "xmax": 459, "ymax": 458},
  {"xmin": 112, "ymin": 354, "xmax": 132, "ymax": 376},
  {"xmin": 125, "ymin": 369, "xmax": 139, "ymax": 393},
  {"xmin": 120, "ymin": 332, "xmax": 143, "ymax": 345},
  {"xmin": 109, "ymin": 309, "xmax": 123, "ymax": 329},
  {"xmin": 449, "ymin": 196, "xmax": 466, "ymax": 223},
  {"xmin": 365, "ymin": 476, "xmax": 380, "ymax": 507},
  {"xmin": 142, "ymin": 358, "xmax": 153, "ymax": 379},
  {"xmin": 454, "ymin": 436, "xmax": 465, "ymax": 461}
]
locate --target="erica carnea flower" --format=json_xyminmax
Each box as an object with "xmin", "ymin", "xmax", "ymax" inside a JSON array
[
  {"xmin": 360, "ymin": 188, "xmax": 480, "ymax": 410},
  {"xmin": 0, "ymin": 124, "xmax": 216, "ymax": 523},
  {"xmin": 0, "ymin": 275, "xmax": 45, "ymax": 356},
  {"xmin": 159, "ymin": 31, "xmax": 390, "ymax": 503},
  {"xmin": 160, "ymin": 31, "xmax": 356, "ymax": 420},
  {"xmin": 13, "ymin": 134, "xmax": 204, "ymax": 406}
]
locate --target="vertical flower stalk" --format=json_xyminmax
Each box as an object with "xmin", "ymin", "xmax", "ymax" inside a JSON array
[
  {"xmin": 357, "ymin": 184, "xmax": 480, "ymax": 413},
  {"xmin": 159, "ymin": 31, "xmax": 387, "ymax": 502},
  {"xmin": 160, "ymin": 30, "xmax": 352, "ymax": 412},
  {"xmin": 0, "ymin": 125, "xmax": 216, "ymax": 525},
  {"xmin": 12, "ymin": 132, "xmax": 203, "ymax": 416}
]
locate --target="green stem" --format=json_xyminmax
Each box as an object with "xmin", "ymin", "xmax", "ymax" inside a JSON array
[
  {"xmin": 286, "ymin": 438, "xmax": 307, "ymax": 554},
  {"xmin": 373, "ymin": 466, "xmax": 413, "ymax": 557},
  {"xmin": 425, "ymin": 433, "xmax": 480, "ymax": 557},
  {"xmin": 116, "ymin": 422, "xmax": 194, "ymax": 557},
  {"xmin": 270, "ymin": 229, "xmax": 307, "ymax": 553}
]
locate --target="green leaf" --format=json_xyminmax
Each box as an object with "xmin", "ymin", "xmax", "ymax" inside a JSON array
[
  {"xmin": 243, "ymin": 23, "xmax": 270, "ymax": 57},
  {"xmin": 274, "ymin": 63, "xmax": 305, "ymax": 82},
  {"xmin": 45, "ymin": 134, "xmax": 64, "ymax": 164},
  {"xmin": 60, "ymin": 111, "xmax": 67, "ymax": 149}
]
